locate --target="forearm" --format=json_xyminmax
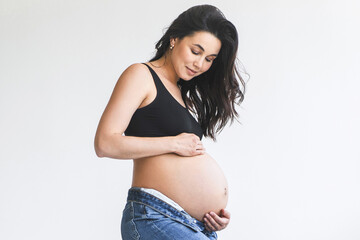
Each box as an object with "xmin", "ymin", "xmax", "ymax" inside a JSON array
[{"xmin": 95, "ymin": 134, "xmax": 176, "ymax": 160}]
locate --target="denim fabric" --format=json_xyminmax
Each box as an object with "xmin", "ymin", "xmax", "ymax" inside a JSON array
[{"xmin": 121, "ymin": 187, "xmax": 218, "ymax": 240}]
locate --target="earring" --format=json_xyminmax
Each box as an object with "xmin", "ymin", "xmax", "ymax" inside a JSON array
[{"xmin": 170, "ymin": 45, "xmax": 174, "ymax": 50}]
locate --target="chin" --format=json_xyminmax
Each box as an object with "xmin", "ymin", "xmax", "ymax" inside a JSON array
[
  {"xmin": 178, "ymin": 73, "xmax": 193, "ymax": 81},
  {"xmin": 181, "ymin": 76, "xmax": 194, "ymax": 81}
]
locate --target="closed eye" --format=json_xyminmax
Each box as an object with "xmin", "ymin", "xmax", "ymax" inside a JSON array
[
  {"xmin": 192, "ymin": 49, "xmax": 215, "ymax": 62},
  {"xmin": 191, "ymin": 50, "xmax": 200, "ymax": 55}
]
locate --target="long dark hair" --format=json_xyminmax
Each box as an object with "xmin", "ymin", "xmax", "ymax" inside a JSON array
[{"xmin": 150, "ymin": 4, "xmax": 247, "ymax": 141}]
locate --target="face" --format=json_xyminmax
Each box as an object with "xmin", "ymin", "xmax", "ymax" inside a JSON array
[{"xmin": 170, "ymin": 31, "xmax": 222, "ymax": 81}]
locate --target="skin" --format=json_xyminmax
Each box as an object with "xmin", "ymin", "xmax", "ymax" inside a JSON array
[
  {"xmin": 152, "ymin": 31, "xmax": 230, "ymax": 231},
  {"xmin": 95, "ymin": 31, "xmax": 231, "ymax": 232}
]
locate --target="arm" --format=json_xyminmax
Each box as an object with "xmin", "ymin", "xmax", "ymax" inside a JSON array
[
  {"xmin": 95, "ymin": 134, "xmax": 177, "ymax": 160},
  {"xmin": 94, "ymin": 63, "xmax": 205, "ymax": 160}
]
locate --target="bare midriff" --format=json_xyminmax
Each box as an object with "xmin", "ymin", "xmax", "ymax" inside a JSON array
[{"xmin": 132, "ymin": 152, "xmax": 228, "ymax": 221}]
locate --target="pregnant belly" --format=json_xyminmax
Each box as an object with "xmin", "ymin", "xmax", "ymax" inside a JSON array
[{"xmin": 132, "ymin": 152, "xmax": 228, "ymax": 221}]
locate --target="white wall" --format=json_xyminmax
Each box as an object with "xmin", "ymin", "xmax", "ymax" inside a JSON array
[{"xmin": 1, "ymin": 0, "xmax": 359, "ymax": 239}]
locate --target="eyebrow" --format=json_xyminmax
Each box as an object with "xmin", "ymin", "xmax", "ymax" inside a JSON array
[{"xmin": 192, "ymin": 44, "xmax": 218, "ymax": 57}]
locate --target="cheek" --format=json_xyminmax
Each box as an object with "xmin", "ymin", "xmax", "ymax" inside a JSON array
[
  {"xmin": 171, "ymin": 51, "xmax": 188, "ymax": 78},
  {"xmin": 202, "ymin": 62, "xmax": 213, "ymax": 72},
  {"xmin": 172, "ymin": 48, "xmax": 188, "ymax": 66},
  {"xmin": 178, "ymin": 49, "xmax": 194, "ymax": 63}
]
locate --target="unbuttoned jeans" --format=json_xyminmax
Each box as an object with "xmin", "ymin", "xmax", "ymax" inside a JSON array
[{"xmin": 121, "ymin": 187, "xmax": 218, "ymax": 240}]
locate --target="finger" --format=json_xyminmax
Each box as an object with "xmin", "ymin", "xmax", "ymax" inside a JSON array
[
  {"xmin": 195, "ymin": 143, "xmax": 206, "ymax": 154},
  {"xmin": 193, "ymin": 134, "xmax": 200, "ymax": 141},
  {"xmin": 204, "ymin": 220, "xmax": 212, "ymax": 232},
  {"xmin": 205, "ymin": 213, "xmax": 222, "ymax": 230},
  {"xmin": 211, "ymin": 212, "xmax": 228, "ymax": 226},
  {"xmin": 194, "ymin": 150, "xmax": 205, "ymax": 156},
  {"xmin": 196, "ymin": 150, "xmax": 205, "ymax": 155},
  {"xmin": 220, "ymin": 209, "xmax": 231, "ymax": 219},
  {"xmin": 209, "ymin": 212, "xmax": 228, "ymax": 227},
  {"xmin": 204, "ymin": 218, "xmax": 216, "ymax": 231}
]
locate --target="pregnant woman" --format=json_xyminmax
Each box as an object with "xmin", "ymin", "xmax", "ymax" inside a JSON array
[{"xmin": 94, "ymin": 4, "xmax": 245, "ymax": 240}]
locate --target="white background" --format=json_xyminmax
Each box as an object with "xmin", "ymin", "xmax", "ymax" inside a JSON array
[{"xmin": 1, "ymin": 0, "xmax": 359, "ymax": 239}]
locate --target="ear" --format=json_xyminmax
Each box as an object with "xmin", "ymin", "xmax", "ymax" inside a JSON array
[{"xmin": 170, "ymin": 37, "xmax": 178, "ymax": 46}]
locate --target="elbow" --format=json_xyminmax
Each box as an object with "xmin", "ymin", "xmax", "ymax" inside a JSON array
[
  {"xmin": 94, "ymin": 135, "xmax": 107, "ymax": 158},
  {"xmin": 94, "ymin": 133, "xmax": 128, "ymax": 159},
  {"xmin": 95, "ymin": 147, "xmax": 105, "ymax": 158}
]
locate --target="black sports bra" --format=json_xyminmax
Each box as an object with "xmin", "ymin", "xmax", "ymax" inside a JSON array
[{"xmin": 124, "ymin": 63, "xmax": 203, "ymax": 140}]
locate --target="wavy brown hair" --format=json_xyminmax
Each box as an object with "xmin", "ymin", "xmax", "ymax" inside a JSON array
[{"xmin": 150, "ymin": 4, "xmax": 247, "ymax": 141}]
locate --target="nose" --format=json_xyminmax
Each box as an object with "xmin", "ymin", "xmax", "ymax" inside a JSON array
[{"xmin": 193, "ymin": 57, "xmax": 204, "ymax": 70}]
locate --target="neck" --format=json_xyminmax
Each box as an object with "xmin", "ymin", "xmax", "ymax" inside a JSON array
[{"xmin": 150, "ymin": 53, "xmax": 179, "ymax": 85}]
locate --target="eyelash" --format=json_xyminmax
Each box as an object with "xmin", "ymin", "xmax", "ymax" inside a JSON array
[
  {"xmin": 191, "ymin": 50, "xmax": 213, "ymax": 62},
  {"xmin": 191, "ymin": 50, "xmax": 200, "ymax": 55}
]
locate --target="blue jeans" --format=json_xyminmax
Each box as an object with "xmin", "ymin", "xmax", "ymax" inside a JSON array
[{"xmin": 121, "ymin": 187, "xmax": 218, "ymax": 240}]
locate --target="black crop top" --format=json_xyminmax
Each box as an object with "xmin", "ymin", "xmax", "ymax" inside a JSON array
[{"xmin": 124, "ymin": 63, "xmax": 203, "ymax": 140}]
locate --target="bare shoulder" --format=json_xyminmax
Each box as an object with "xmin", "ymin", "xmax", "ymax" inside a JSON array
[
  {"xmin": 95, "ymin": 63, "xmax": 153, "ymax": 136},
  {"xmin": 111, "ymin": 62, "xmax": 153, "ymax": 98},
  {"xmin": 119, "ymin": 63, "xmax": 151, "ymax": 84}
]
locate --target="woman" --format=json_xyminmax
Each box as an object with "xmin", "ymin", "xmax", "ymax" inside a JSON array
[{"xmin": 94, "ymin": 4, "xmax": 245, "ymax": 240}]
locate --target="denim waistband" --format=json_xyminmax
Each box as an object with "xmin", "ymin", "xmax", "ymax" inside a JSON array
[
  {"xmin": 139, "ymin": 187, "xmax": 184, "ymax": 211},
  {"xmin": 127, "ymin": 187, "xmax": 211, "ymax": 234}
]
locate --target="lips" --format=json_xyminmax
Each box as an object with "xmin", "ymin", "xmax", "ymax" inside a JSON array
[{"xmin": 186, "ymin": 67, "xmax": 197, "ymax": 76}]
